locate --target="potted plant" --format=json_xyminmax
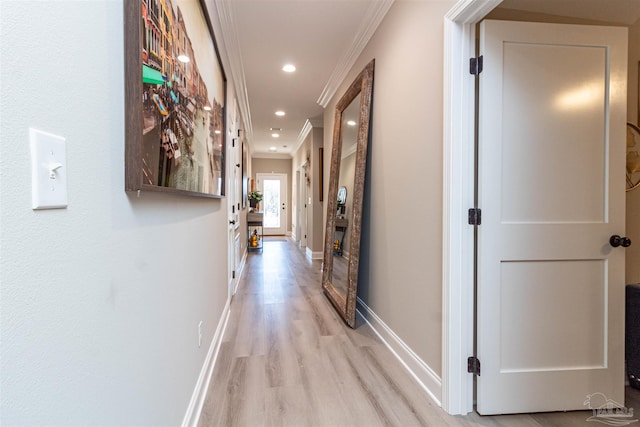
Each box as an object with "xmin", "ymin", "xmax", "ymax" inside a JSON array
[
  {"xmin": 248, "ymin": 190, "xmax": 263, "ymax": 209},
  {"xmin": 337, "ymin": 199, "xmax": 346, "ymax": 217}
]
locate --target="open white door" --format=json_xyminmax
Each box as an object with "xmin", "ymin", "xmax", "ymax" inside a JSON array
[{"xmin": 477, "ymin": 20, "xmax": 628, "ymax": 414}]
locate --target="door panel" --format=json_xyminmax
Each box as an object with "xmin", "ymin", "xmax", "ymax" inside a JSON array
[
  {"xmin": 500, "ymin": 260, "xmax": 605, "ymax": 371},
  {"xmin": 501, "ymin": 44, "xmax": 607, "ymax": 223},
  {"xmin": 477, "ymin": 20, "xmax": 627, "ymax": 415}
]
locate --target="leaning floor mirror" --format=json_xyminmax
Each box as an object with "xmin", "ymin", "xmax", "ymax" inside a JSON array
[{"xmin": 322, "ymin": 59, "xmax": 375, "ymax": 328}]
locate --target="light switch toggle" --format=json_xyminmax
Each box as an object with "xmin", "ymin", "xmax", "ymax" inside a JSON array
[{"xmin": 49, "ymin": 162, "xmax": 63, "ymax": 179}]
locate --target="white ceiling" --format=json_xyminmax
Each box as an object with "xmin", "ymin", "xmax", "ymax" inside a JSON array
[
  {"xmin": 212, "ymin": 0, "xmax": 391, "ymax": 158},
  {"xmin": 212, "ymin": 0, "xmax": 640, "ymax": 158}
]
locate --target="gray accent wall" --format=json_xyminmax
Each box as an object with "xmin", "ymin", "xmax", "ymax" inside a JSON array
[{"xmin": 323, "ymin": 0, "xmax": 456, "ymax": 379}]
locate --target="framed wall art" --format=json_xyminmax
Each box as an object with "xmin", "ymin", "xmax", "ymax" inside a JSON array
[{"xmin": 124, "ymin": 0, "xmax": 226, "ymax": 198}]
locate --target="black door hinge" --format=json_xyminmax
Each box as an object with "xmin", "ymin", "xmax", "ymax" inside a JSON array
[
  {"xmin": 470, "ymin": 56, "xmax": 483, "ymax": 75},
  {"xmin": 232, "ymin": 138, "xmax": 236, "ymax": 147},
  {"xmin": 232, "ymin": 270, "xmax": 236, "ymax": 279},
  {"xmin": 232, "ymin": 205, "xmax": 235, "ymax": 214},
  {"xmin": 468, "ymin": 356, "xmax": 481, "ymax": 375},
  {"xmin": 468, "ymin": 208, "xmax": 481, "ymax": 225}
]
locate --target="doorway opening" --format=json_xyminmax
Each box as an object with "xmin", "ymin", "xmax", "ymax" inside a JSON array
[
  {"xmin": 443, "ymin": 0, "xmax": 633, "ymax": 416},
  {"xmin": 256, "ymin": 173, "xmax": 288, "ymax": 236}
]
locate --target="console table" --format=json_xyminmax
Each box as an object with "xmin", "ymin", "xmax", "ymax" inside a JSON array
[
  {"xmin": 247, "ymin": 212, "xmax": 263, "ymax": 253},
  {"xmin": 334, "ymin": 217, "xmax": 348, "ymax": 256}
]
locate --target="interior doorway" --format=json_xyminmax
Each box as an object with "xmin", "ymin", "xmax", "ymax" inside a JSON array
[
  {"xmin": 443, "ymin": 0, "xmax": 632, "ymax": 415},
  {"xmin": 297, "ymin": 165, "xmax": 308, "ymax": 247},
  {"xmin": 256, "ymin": 173, "xmax": 288, "ymax": 236}
]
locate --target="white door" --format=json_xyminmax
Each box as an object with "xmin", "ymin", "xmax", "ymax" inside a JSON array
[
  {"xmin": 227, "ymin": 136, "xmax": 239, "ymax": 297},
  {"xmin": 296, "ymin": 165, "xmax": 307, "ymax": 248},
  {"xmin": 257, "ymin": 173, "xmax": 287, "ymax": 236},
  {"xmin": 298, "ymin": 165, "xmax": 308, "ymax": 247},
  {"xmin": 477, "ymin": 20, "xmax": 628, "ymax": 415}
]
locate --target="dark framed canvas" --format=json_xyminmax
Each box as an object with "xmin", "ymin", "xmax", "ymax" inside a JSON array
[
  {"xmin": 242, "ymin": 141, "xmax": 248, "ymax": 209},
  {"xmin": 124, "ymin": 0, "xmax": 226, "ymax": 198}
]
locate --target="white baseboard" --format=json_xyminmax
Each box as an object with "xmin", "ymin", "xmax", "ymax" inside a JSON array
[
  {"xmin": 286, "ymin": 231, "xmax": 292, "ymax": 237},
  {"xmin": 234, "ymin": 251, "xmax": 247, "ymax": 296},
  {"xmin": 305, "ymin": 247, "xmax": 323, "ymax": 260},
  {"xmin": 356, "ymin": 297, "xmax": 442, "ymax": 407},
  {"xmin": 181, "ymin": 298, "xmax": 232, "ymax": 427}
]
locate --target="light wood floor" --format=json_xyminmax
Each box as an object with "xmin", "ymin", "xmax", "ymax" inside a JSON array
[{"xmin": 198, "ymin": 237, "xmax": 640, "ymax": 427}]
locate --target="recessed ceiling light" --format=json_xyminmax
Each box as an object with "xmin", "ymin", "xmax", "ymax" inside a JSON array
[
  {"xmin": 347, "ymin": 120, "xmax": 357, "ymax": 126},
  {"xmin": 275, "ymin": 111, "xmax": 285, "ymax": 116},
  {"xmin": 214, "ymin": 130, "xmax": 221, "ymax": 134},
  {"xmin": 203, "ymin": 105, "xmax": 212, "ymax": 111},
  {"xmin": 177, "ymin": 55, "xmax": 190, "ymax": 63},
  {"xmin": 270, "ymin": 127, "xmax": 282, "ymax": 131},
  {"xmin": 282, "ymin": 64, "xmax": 296, "ymax": 72},
  {"xmin": 269, "ymin": 146, "xmax": 277, "ymax": 151},
  {"xmin": 272, "ymin": 133, "xmax": 280, "ymax": 138}
]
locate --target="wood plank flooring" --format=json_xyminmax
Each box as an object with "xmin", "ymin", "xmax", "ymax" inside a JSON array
[{"xmin": 198, "ymin": 237, "xmax": 640, "ymax": 427}]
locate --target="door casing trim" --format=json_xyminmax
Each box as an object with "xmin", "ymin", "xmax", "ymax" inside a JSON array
[{"xmin": 442, "ymin": 0, "xmax": 503, "ymax": 415}]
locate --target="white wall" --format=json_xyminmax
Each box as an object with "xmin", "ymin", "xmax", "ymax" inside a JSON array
[
  {"xmin": 0, "ymin": 1, "xmax": 229, "ymax": 425},
  {"xmin": 324, "ymin": 0, "xmax": 455, "ymax": 379}
]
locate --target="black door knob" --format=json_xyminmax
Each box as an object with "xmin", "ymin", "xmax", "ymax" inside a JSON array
[
  {"xmin": 229, "ymin": 220, "xmax": 236, "ymax": 225},
  {"xmin": 610, "ymin": 235, "xmax": 632, "ymax": 248}
]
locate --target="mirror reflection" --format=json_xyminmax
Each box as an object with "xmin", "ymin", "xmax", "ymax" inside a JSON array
[
  {"xmin": 322, "ymin": 59, "xmax": 375, "ymax": 328},
  {"xmin": 331, "ymin": 97, "xmax": 359, "ymax": 297}
]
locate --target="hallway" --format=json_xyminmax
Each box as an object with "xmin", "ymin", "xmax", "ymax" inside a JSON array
[{"xmin": 197, "ymin": 238, "xmax": 640, "ymax": 427}]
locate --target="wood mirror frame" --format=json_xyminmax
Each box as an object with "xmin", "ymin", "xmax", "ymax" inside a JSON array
[{"xmin": 322, "ymin": 59, "xmax": 374, "ymax": 328}]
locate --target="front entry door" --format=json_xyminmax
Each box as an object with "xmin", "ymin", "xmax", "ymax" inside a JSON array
[
  {"xmin": 257, "ymin": 173, "xmax": 287, "ymax": 236},
  {"xmin": 477, "ymin": 20, "xmax": 628, "ymax": 414}
]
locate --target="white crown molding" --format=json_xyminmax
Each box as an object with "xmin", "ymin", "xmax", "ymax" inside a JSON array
[
  {"xmin": 316, "ymin": 0, "xmax": 395, "ymax": 108},
  {"xmin": 444, "ymin": 0, "xmax": 502, "ymax": 22},
  {"xmin": 212, "ymin": 0, "xmax": 253, "ymax": 141},
  {"xmin": 342, "ymin": 142, "xmax": 357, "ymax": 160},
  {"xmin": 294, "ymin": 119, "xmax": 314, "ymax": 154},
  {"xmin": 293, "ymin": 117, "xmax": 324, "ymax": 156}
]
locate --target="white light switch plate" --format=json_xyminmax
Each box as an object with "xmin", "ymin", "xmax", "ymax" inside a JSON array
[{"xmin": 30, "ymin": 128, "xmax": 67, "ymax": 210}]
